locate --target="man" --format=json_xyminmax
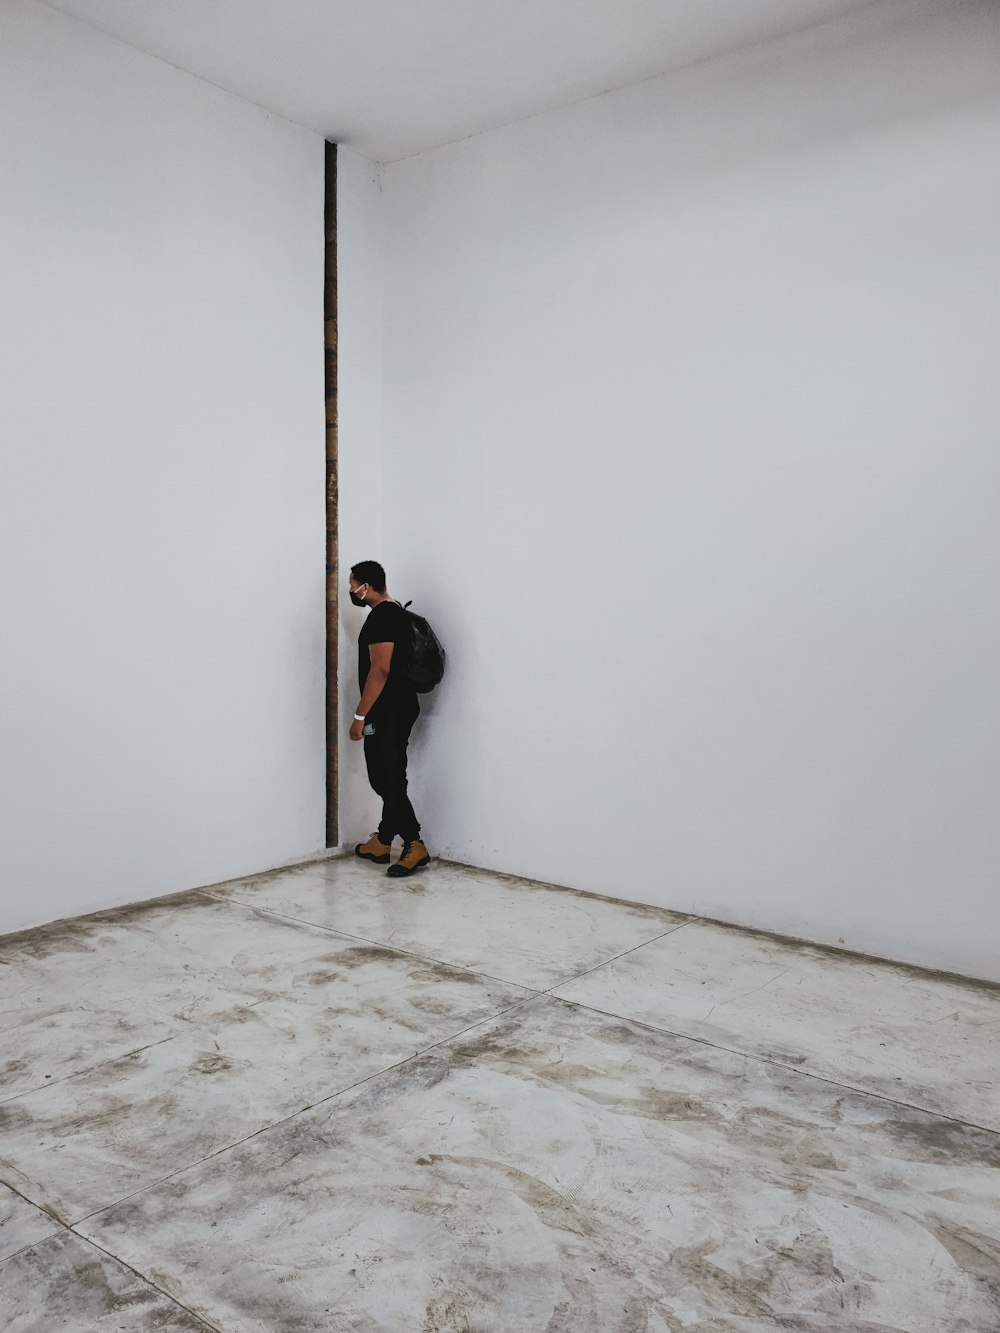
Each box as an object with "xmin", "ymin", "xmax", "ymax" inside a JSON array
[{"xmin": 349, "ymin": 560, "xmax": 431, "ymax": 877}]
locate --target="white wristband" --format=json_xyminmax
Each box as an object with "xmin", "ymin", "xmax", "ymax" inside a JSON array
[{"xmin": 354, "ymin": 713, "xmax": 366, "ymax": 722}]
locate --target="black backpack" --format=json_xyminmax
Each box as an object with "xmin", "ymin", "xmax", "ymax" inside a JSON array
[{"xmin": 400, "ymin": 601, "xmax": 446, "ymax": 693}]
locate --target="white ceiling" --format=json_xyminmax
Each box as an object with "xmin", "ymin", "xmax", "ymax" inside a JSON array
[{"xmin": 42, "ymin": 0, "xmax": 882, "ymax": 161}]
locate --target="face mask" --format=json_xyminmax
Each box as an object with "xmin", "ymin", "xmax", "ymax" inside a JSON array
[{"xmin": 349, "ymin": 584, "xmax": 368, "ymax": 608}]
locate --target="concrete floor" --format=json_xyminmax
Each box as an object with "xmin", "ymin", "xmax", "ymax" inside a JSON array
[{"xmin": 1, "ymin": 858, "xmax": 998, "ymax": 1332}]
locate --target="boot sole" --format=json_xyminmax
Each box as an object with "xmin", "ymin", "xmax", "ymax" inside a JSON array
[
  {"xmin": 355, "ymin": 850, "xmax": 391, "ymax": 864},
  {"xmin": 386, "ymin": 857, "xmax": 431, "ymax": 878}
]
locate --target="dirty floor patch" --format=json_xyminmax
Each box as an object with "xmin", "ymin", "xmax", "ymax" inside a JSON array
[{"xmin": 2, "ymin": 856, "xmax": 999, "ymax": 1330}]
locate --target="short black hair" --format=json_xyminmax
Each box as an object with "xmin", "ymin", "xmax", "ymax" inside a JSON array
[{"xmin": 350, "ymin": 560, "xmax": 386, "ymax": 593}]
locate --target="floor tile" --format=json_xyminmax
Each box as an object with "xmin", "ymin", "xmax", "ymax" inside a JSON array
[
  {"xmin": 552, "ymin": 921, "xmax": 1000, "ymax": 1131},
  {"xmin": 0, "ymin": 1185, "xmax": 62, "ymax": 1263},
  {"xmin": 204, "ymin": 856, "xmax": 685, "ymax": 989},
  {"xmin": 0, "ymin": 945, "xmax": 528, "ymax": 1222},
  {"xmin": 82, "ymin": 999, "xmax": 1000, "ymax": 1333},
  {"xmin": 0, "ymin": 1231, "xmax": 214, "ymax": 1331}
]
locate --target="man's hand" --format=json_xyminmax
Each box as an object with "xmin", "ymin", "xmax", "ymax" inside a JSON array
[{"xmin": 349, "ymin": 718, "xmax": 365, "ymax": 743}]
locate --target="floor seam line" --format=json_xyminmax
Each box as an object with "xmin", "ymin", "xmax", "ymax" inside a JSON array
[
  {"xmin": 540, "ymin": 921, "xmax": 694, "ymax": 994},
  {"xmin": 70, "ymin": 994, "xmax": 543, "ymax": 1228},
  {"xmin": 0, "ymin": 1230, "xmax": 69, "ymax": 1268},
  {"xmin": 0, "ymin": 1029, "xmax": 188, "ymax": 1108},
  {"xmin": 194, "ymin": 887, "xmax": 690, "ymax": 996},
  {"xmin": 549, "ymin": 994, "xmax": 1000, "ymax": 1137},
  {"xmin": 64, "ymin": 1231, "xmax": 223, "ymax": 1332},
  {"xmin": 192, "ymin": 892, "xmax": 553, "ymax": 994},
  {"xmin": 0, "ymin": 1176, "xmax": 68, "ymax": 1232}
]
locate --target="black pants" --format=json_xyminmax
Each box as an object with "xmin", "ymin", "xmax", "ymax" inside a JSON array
[{"xmin": 364, "ymin": 702, "xmax": 421, "ymax": 844}]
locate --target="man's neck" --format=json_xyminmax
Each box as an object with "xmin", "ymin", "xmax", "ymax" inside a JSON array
[{"xmin": 367, "ymin": 592, "xmax": 393, "ymax": 609}]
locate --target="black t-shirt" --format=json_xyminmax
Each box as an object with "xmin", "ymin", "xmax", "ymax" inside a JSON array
[{"xmin": 358, "ymin": 601, "xmax": 417, "ymax": 720}]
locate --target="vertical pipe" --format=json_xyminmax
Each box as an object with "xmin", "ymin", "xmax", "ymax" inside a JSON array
[{"xmin": 324, "ymin": 141, "xmax": 338, "ymax": 847}]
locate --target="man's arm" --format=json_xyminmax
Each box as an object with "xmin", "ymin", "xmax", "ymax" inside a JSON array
[{"xmin": 350, "ymin": 642, "xmax": 394, "ymax": 741}]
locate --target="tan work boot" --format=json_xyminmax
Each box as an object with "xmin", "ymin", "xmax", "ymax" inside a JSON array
[
  {"xmin": 387, "ymin": 839, "xmax": 431, "ymax": 878},
  {"xmin": 355, "ymin": 832, "xmax": 393, "ymax": 864}
]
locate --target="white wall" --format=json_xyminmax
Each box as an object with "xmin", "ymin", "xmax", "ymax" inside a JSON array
[
  {"xmin": 378, "ymin": 0, "xmax": 1000, "ymax": 979},
  {"xmin": 0, "ymin": 0, "xmax": 326, "ymax": 934}
]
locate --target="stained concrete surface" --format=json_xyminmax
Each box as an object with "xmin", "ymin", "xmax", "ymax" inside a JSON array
[
  {"xmin": 0, "ymin": 1184, "xmax": 62, "ymax": 1263},
  {"xmin": 1, "ymin": 856, "xmax": 999, "ymax": 1330},
  {"xmin": 3, "ymin": 1231, "xmax": 215, "ymax": 1331},
  {"xmin": 552, "ymin": 920, "xmax": 1000, "ymax": 1131},
  {"xmin": 199, "ymin": 856, "xmax": 689, "ymax": 989}
]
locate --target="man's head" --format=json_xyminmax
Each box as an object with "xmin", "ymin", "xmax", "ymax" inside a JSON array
[{"xmin": 349, "ymin": 560, "xmax": 386, "ymax": 607}]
